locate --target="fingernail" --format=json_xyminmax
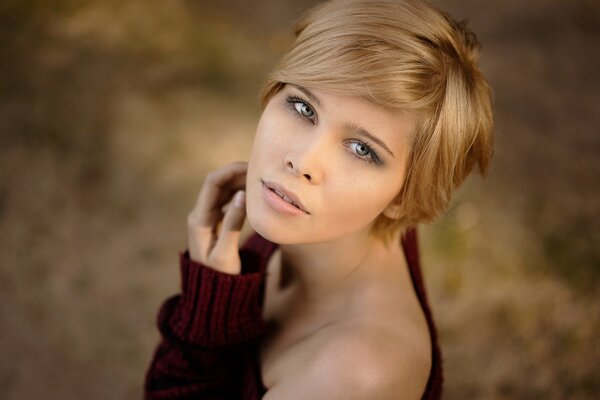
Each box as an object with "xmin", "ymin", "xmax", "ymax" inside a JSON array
[{"xmin": 234, "ymin": 190, "xmax": 245, "ymax": 208}]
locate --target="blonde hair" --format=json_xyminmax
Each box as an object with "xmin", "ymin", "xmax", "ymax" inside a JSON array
[{"xmin": 260, "ymin": 0, "xmax": 494, "ymax": 243}]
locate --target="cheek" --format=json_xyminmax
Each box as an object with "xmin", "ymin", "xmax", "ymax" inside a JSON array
[
  {"xmin": 246, "ymin": 113, "xmax": 290, "ymax": 227},
  {"xmin": 250, "ymin": 112, "xmax": 291, "ymax": 161},
  {"xmin": 324, "ymin": 174, "xmax": 398, "ymax": 227}
]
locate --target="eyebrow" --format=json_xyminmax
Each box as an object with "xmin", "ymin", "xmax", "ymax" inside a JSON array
[
  {"xmin": 293, "ymin": 85, "xmax": 322, "ymax": 108},
  {"xmin": 291, "ymin": 85, "xmax": 396, "ymax": 159},
  {"xmin": 347, "ymin": 123, "xmax": 396, "ymax": 158}
]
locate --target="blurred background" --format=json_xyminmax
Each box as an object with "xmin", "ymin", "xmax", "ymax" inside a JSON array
[{"xmin": 0, "ymin": 0, "xmax": 598, "ymax": 398}]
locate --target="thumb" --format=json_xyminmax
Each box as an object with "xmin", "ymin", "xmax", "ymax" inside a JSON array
[
  {"xmin": 209, "ymin": 190, "xmax": 247, "ymax": 274},
  {"xmin": 221, "ymin": 190, "xmax": 247, "ymax": 234}
]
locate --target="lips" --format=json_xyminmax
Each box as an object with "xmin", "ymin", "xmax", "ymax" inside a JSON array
[{"xmin": 261, "ymin": 180, "xmax": 310, "ymax": 214}]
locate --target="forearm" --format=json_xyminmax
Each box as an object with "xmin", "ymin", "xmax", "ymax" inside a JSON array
[{"xmin": 144, "ymin": 250, "xmax": 268, "ymax": 399}]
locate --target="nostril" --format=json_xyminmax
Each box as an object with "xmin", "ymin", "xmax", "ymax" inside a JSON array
[{"xmin": 286, "ymin": 159, "xmax": 313, "ymax": 181}]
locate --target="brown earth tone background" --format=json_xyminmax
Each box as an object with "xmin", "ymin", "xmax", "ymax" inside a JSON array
[{"xmin": 1, "ymin": 0, "xmax": 598, "ymax": 399}]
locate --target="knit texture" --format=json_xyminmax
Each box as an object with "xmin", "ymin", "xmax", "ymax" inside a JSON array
[{"xmin": 144, "ymin": 228, "xmax": 443, "ymax": 399}]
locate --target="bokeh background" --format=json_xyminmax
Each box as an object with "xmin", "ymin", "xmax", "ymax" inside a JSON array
[{"xmin": 1, "ymin": 0, "xmax": 598, "ymax": 398}]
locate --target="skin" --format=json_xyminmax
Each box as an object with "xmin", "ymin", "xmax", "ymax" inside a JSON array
[{"xmin": 187, "ymin": 85, "xmax": 431, "ymax": 399}]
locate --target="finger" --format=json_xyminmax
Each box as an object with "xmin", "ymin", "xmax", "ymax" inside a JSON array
[
  {"xmin": 187, "ymin": 162, "xmax": 247, "ymax": 263},
  {"xmin": 220, "ymin": 199, "xmax": 233, "ymax": 214},
  {"xmin": 209, "ymin": 190, "xmax": 246, "ymax": 273},
  {"xmin": 194, "ymin": 162, "xmax": 247, "ymax": 227},
  {"xmin": 220, "ymin": 190, "xmax": 246, "ymax": 234},
  {"xmin": 187, "ymin": 164, "xmax": 246, "ymax": 231},
  {"xmin": 187, "ymin": 225, "xmax": 213, "ymax": 263},
  {"xmin": 219, "ymin": 183, "xmax": 246, "ymax": 214}
]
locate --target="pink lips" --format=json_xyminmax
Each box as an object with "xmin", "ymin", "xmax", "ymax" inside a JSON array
[{"xmin": 261, "ymin": 180, "xmax": 309, "ymax": 216}]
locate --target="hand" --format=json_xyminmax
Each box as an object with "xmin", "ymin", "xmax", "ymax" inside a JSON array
[{"xmin": 187, "ymin": 161, "xmax": 248, "ymax": 275}]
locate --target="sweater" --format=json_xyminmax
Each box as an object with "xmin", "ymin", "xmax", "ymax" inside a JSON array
[{"xmin": 144, "ymin": 227, "xmax": 443, "ymax": 399}]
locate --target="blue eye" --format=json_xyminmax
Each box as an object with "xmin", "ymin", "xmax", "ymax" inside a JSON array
[
  {"xmin": 286, "ymin": 96, "xmax": 316, "ymax": 122},
  {"xmin": 295, "ymin": 102, "xmax": 314, "ymax": 118},
  {"xmin": 348, "ymin": 141, "xmax": 381, "ymax": 165},
  {"xmin": 353, "ymin": 142, "xmax": 370, "ymax": 157}
]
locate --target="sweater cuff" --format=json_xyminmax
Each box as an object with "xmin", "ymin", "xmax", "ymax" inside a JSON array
[{"xmin": 165, "ymin": 250, "xmax": 268, "ymax": 348}]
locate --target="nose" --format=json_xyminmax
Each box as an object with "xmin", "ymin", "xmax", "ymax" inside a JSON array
[
  {"xmin": 284, "ymin": 139, "xmax": 325, "ymax": 184},
  {"xmin": 285, "ymin": 159, "xmax": 314, "ymax": 182}
]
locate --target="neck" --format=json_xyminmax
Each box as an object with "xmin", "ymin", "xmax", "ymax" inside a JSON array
[{"xmin": 277, "ymin": 228, "xmax": 403, "ymax": 304}]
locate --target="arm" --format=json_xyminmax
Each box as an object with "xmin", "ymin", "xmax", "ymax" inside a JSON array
[
  {"xmin": 144, "ymin": 252, "xmax": 267, "ymax": 399},
  {"xmin": 145, "ymin": 162, "xmax": 266, "ymax": 399}
]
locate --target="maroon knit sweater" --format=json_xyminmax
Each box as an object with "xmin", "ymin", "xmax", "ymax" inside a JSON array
[{"xmin": 144, "ymin": 227, "xmax": 443, "ymax": 399}]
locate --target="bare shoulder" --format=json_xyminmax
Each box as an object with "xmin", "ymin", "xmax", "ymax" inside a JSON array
[
  {"xmin": 263, "ymin": 320, "xmax": 431, "ymax": 400},
  {"xmin": 320, "ymin": 322, "xmax": 432, "ymax": 399}
]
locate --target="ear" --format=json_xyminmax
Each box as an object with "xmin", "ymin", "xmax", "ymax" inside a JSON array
[{"xmin": 382, "ymin": 201, "xmax": 403, "ymax": 219}]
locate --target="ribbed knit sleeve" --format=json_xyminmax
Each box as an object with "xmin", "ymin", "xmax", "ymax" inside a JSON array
[
  {"xmin": 144, "ymin": 240, "xmax": 273, "ymax": 400},
  {"xmin": 165, "ymin": 249, "xmax": 268, "ymax": 348}
]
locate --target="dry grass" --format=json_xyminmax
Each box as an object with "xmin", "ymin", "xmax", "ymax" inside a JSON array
[{"xmin": 0, "ymin": 0, "xmax": 598, "ymax": 398}]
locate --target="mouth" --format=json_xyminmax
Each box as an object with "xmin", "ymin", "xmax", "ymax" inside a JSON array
[{"xmin": 261, "ymin": 179, "xmax": 310, "ymax": 215}]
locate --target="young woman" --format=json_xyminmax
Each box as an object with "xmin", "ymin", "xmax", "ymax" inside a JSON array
[{"xmin": 144, "ymin": 0, "xmax": 493, "ymax": 399}]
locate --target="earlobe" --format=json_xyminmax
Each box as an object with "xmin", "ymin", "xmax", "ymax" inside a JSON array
[{"xmin": 382, "ymin": 202, "xmax": 403, "ymax": 219}]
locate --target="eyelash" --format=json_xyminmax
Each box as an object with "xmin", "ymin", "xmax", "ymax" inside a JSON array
[
  {"xmin": 347, "ymin": 140, "xmax": 381, "ymax": 165},
  {"xmin": 285, "ymin": 95, "xmax": 382, "ymax": 165},
  {"xmin": 286, "ymin": 95, "xmax": 317, "ymax": 123}
]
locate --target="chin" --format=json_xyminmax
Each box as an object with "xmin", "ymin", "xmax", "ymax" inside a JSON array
[
  {"xmin": 247, "ymin": 211, "xmax": 276, "ymax": 243},
  {"xmin": 247, "ymin": 213, "xmax": 351, "ymax": 246},
  {"xmin": 245, "ymin": 187, "xmax": 369, "ymax": 245},
  {"xmin": 246, "ymin": 210, "xmax": 297, "ymax": 245},
  {"xmin": 245, "ymin": 196, "xmax": 277, "ymax": 242},
  {"xmin": 246, "ymin": 184, "xmax": 300, "ymax": 244}
]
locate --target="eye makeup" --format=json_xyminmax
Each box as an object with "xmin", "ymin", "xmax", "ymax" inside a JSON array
[
  {"xmin": 284, "ymin": 91, "xmax": 384, "ymax": 166},
  {"xmin": 346, "ymin": 140, "xmax": 382, "ymax": 165},
  {"xmin": 286, "ymin": 95, "xmax": 317, "ymax": 124}
]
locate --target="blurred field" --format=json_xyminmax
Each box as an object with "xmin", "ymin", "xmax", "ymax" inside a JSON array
[{"xmin": 0, "ymin": 0, "xmax": 598, "ymax": 399}]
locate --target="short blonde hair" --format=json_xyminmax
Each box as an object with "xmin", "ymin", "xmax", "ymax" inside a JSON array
[{"xmin": 260, "ymin": 0, "xmax": 494, "ymax": 242}]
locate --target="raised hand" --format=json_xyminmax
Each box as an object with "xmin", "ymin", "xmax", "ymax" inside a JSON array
[{"xmin": 186, "ymin": 161, "xmax": 248, "ymax": 275}]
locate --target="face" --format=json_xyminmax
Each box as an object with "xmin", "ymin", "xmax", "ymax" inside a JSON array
[{"xmin": 246, "ymin": 84, "xmax": 415, "ymax": 245}]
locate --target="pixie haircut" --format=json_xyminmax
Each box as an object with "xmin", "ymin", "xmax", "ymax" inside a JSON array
[{"xmin": 260, "ymin": 0, "xmax": 494, "ymax": 242}]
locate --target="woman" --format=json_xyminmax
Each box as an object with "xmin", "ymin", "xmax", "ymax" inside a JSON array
[{"xmin": 145, "ymin": 0, "xmax": 493, "ymax": 399}]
